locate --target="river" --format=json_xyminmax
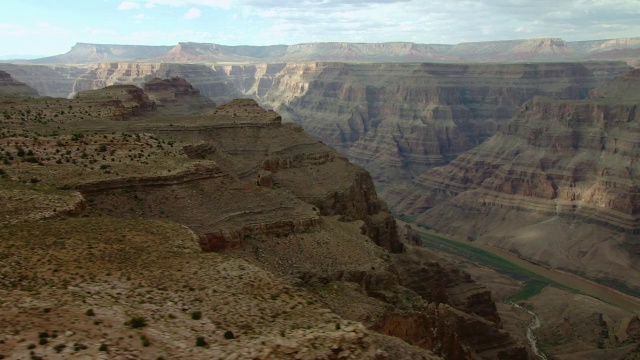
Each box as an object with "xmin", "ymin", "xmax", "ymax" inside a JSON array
[{"xmin": 416, "ymin": 228, "xmax": 640, "ymax": 315}]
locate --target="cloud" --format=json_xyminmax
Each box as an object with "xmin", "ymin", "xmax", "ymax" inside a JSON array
[
  {"xmin": 117, "ymin": 1, "xmax": 141, "ymax": 10},
  {"xmin": 133, "ymin": 13, "xmax": 146, "ymax": 19},
  {"xmin": 183, "ymin": 7, "xmax": 202, "ymax": 19},
  {"xmin": 226, "ymin": 0, "xmax": 640, "ymax": 45}
]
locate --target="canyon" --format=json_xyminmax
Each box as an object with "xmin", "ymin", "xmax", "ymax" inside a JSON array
[
  {"xmin": 2, "ymin": 36, "xmax": 640, "ymax": 358},
  {"xmin": 388, "ymin": 69, "xmax": 640, "ymax": 293}
]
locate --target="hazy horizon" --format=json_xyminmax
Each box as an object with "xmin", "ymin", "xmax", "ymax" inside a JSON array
[{"xmin": 1, "ymin": 0, "xmax": 639, "ymax": 58}]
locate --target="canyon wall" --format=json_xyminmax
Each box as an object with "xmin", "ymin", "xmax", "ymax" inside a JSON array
[
  {"xmin": 388, "ymin": 70, "xmax": 640, "ymax": 291},
  {"xmin": 256, "ymin": 61, "xmax": 632, "ymax": 182}
]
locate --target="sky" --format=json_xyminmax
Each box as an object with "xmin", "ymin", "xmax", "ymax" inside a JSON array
[{"xmin": 1, "ymin": 0, "xmax": 640, "ymax": 57}]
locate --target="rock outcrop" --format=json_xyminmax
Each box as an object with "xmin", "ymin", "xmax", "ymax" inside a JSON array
[
  {"xmin": 390, "ymin": 69, "xmax": 640, "ymax": 291},
  {"xmin": 76, "ymin": 84, "xmax": 155, "ymax": 120},
  {"xmin": 144, "ymin": 76, "xmax": 217, "ymax": 114}
]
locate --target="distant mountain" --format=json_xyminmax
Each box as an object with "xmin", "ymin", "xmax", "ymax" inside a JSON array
[
  {"xmin": 21, "ymin": 37, "xmax": 640, "ymax": 64},
  {"xmin": 29, "ymin": 43, "xmax": 174, "ymax": 64}
]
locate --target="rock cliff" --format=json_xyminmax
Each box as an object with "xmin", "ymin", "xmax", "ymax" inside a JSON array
[{"xmin": 390, "ymin": 69, "xmax": 640, "ymax": 291}]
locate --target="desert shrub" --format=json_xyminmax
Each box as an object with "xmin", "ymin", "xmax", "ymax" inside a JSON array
[
  {"xmin": 73, "ymin": 343, "xmax": 88, "ymax": 351},
  {"xmin": 85, "ymin": 309, "xmax": 95, "ymax": 316},
  {"xmin": 195, "ymin": 336, "xmax": 207, "ymax": 347},
  {"xmin": 140, "ymin": 335, "xmax": 150, "ymax": 347},
  {"xmin": 125, "ymin": 317, "xmax": 146, "ymax": 328},
  {"xmin": 98, "ymin": 343, "xmax": 108, "ymax": 352},
  {"xmin": 223, "ymin": 331, "xmax": 235, "ymax": 340},
  {"xmin": 191, "ymin": 311, "xmax": 202, "ymax": 320}
]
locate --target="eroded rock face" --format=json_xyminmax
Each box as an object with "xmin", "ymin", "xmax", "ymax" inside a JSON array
[{"xmin": 391, "ymin": 69, "xmax": 640, "ymax": 291}]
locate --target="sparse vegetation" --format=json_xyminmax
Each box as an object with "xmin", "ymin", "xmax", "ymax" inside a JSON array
[
  {"xmin": 141, "ymin": 335, "xmax": 150, "ymax": 347},
  {"xmin": 125, "ymin": 317, "xmax": 147, "ymax": 328},
  {"xmin": 195, "ymin": 336, "xmax": 207, "ymax": 347},
  {"xmin": 53, "ymin": 344, "xmax": 66, "ymax": 353}
]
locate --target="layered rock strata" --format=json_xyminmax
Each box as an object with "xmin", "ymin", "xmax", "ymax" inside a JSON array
[
  {"xmin": 258, "ymin": 61, "xmax": 631, "ymax": 182},
  {"xmin": 0, "ymin": 61, "xmax": 630, "ymax": 185},
  {"xmin": 390, "ymin": 69, "xmax": 640, "ymax": 290}
]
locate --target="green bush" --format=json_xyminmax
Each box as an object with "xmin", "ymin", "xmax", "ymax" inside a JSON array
[
  {"xmin": 191, "ymin": 311, "xmax": 202, "ymax": 320},
  {"xmin": 195, "ymin": 336, "xmax": 207, "ymax": 347},
  {"xmin": 53, "ymin": 344, "xmax": 66, "ymax": 353},
  {"xmin": 141, "ymin": 335, "xmax": 150, "ymax": 347},
  {"xmin": 125, "ymin": 317, "xmax": 146, "ymax": 328}
]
